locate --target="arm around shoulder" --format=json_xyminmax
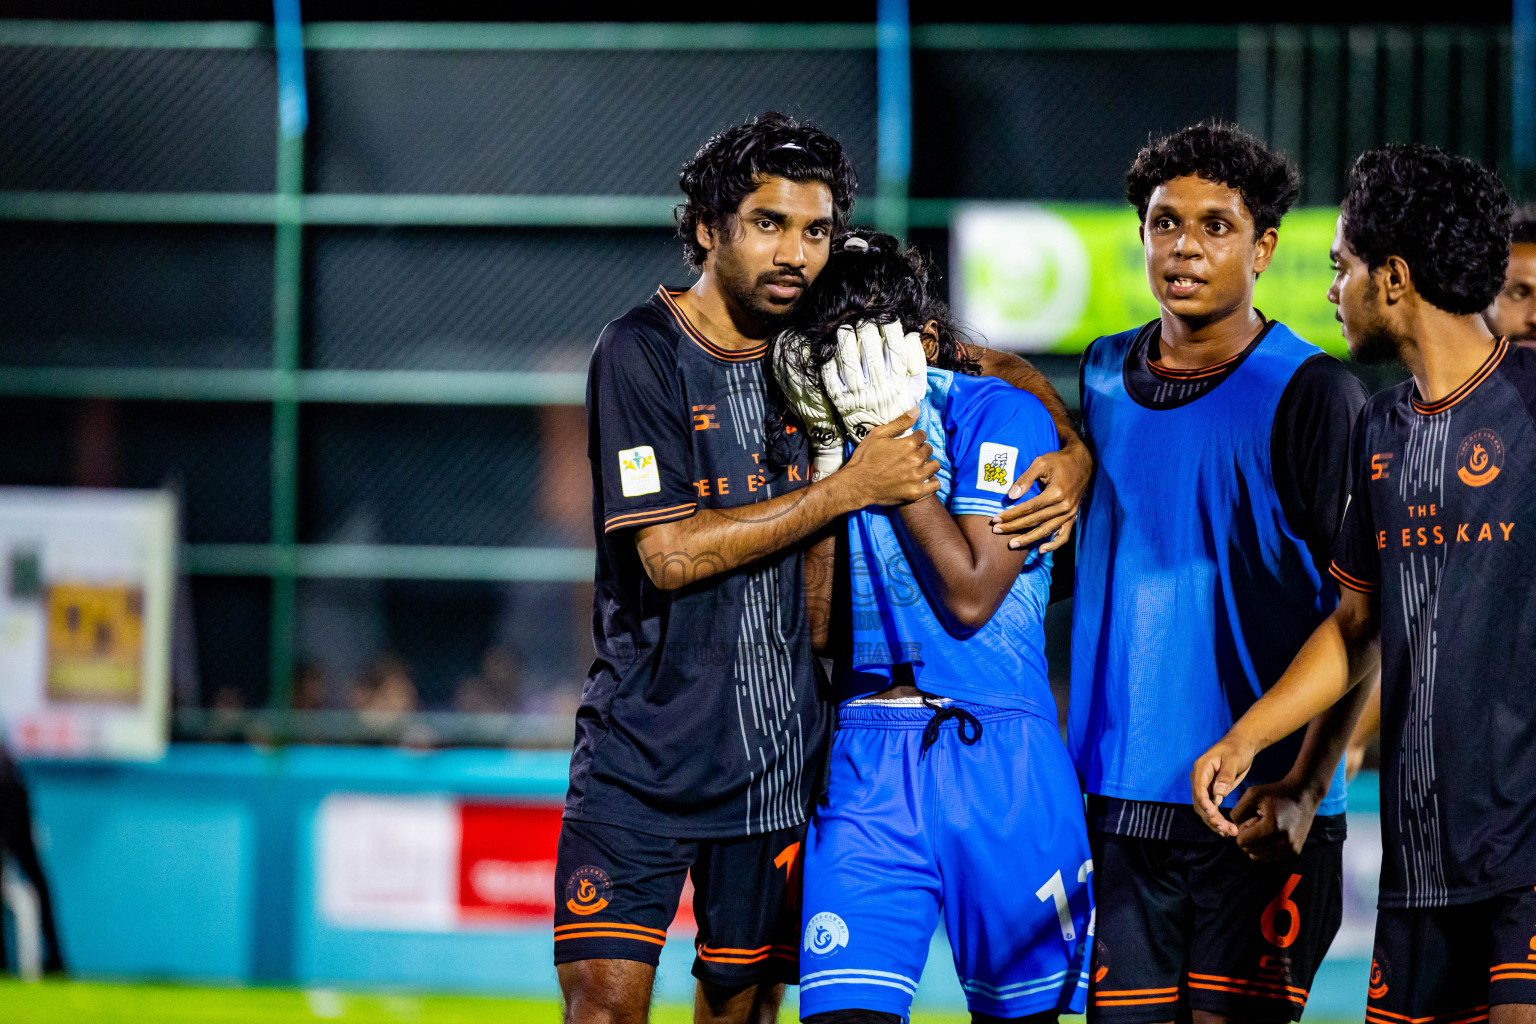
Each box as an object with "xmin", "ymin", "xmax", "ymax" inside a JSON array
[
  {"xmin": 971, "ymin": 347, "xmax": 1093, "ymax": 552},
  {"xmin": 634, "ymin": 411, "xmax": 939, "ymax": 591}
]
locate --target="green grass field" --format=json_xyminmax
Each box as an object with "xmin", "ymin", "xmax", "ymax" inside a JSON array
[
  {"xmin": 0, "ymin": 981, "xmax": 1358, "ymax": 1024},
  {"xmin": 0, "ymin": 981, "xmax": 975, "ymax": 1024}
]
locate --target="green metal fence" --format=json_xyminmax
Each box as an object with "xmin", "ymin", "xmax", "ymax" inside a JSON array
[{"xmin": 0, "ymin": 20, "xmax": 1517, "ymax": 730}]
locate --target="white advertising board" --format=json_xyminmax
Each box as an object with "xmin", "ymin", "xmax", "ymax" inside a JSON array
[
  {"xmin": 318, "ymin": 795, "xmax": 460, "ymax": 931},
  {"xmin": 0, "ymin": 487, "xmax": 175, "ymax": 760}
]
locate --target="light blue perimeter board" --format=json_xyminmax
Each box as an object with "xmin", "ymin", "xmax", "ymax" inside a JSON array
[{"xmin": 15, "ymin": 746, "xmax": 1378, "ymax": 1016}]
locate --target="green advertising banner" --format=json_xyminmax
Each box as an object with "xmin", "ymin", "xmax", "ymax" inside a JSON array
[{"xmin": 952, "ymin": 204, "xmax": 1346, "ymax": 357}]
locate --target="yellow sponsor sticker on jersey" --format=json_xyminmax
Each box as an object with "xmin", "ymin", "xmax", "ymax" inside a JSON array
[
  {"xmin": 976, "ymin": 441, "xmax": 1018, "ymax": 494},
  {"xmin": 618, "ymin": 445, "xmax": 661, "ymax": 497}
]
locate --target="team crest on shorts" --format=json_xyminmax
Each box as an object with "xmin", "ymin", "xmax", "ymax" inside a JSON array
[
  {"xmin": 565, "ymin": 866, "xmax": 612, "ymax": 916},
  {"xmin": 803, "ymin": 912, "xmax": 849, "ymax": 956},
  {"xmin": 1368, "ymin": 948, "xmax": 1390, "ymax": 1000},
  {"xmin": 1457, "ymin": 428, "xmax": 1504, "ymax": 487}
]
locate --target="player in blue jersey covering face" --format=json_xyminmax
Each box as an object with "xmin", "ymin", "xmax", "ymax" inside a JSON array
[{"xmin": 769, "ymin": 230, "xmax": 1095, "ymax": 1024}]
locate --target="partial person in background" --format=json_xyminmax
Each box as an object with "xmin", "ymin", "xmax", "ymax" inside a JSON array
[
  {"xmin": 0, "ymin": 744, "xmax": 65, "ymax": 976},
  {"xmin": 348, "ymin": 654, "xmax": 419, "ymax": 715},
  {"xmin": 1484, "ymin": 204, "xmax": 1536, "ymax": 346},
  {"xmin": 452, "ymin": 647, "xmax": 522, "ymax": 714}
]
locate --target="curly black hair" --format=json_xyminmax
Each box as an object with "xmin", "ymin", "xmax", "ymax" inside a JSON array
[
  {"xmin": 1513, "ymin": 204, "xmax": 1536, "ymax": 247},
  {"xmin": 1341, "ymin": 145, "xmax": 1514, "ymax": 316},
  {"xmin": 763, "ymin": 230, "xmax": 978, "ymax": 469},
  {"xmin": 1125, "ymin": 121, "xmax": 1300, "ymax": 235},
  {"xmin": 676, "ymin": 111, "xmax": 858, "ymax": 271},
  {"xmin": 786, "ymin": 229, "xmax": 976, "ymax": 376}
]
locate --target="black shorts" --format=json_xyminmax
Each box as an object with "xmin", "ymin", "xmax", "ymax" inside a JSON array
[
  {"xmin": 553, "ymin": 816, "xmax": 805, "ymax": 989},
  {"xmin": 1368, "ymin": 885, "xmax": 1536, "ymax": 1023},
  {"xmin": 1087, "ymin": 828, "xmax": 1344, "ymax": 1023}
]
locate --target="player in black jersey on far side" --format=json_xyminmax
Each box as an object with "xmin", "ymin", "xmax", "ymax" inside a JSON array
[
  {"xmin": 1194, "ymin": 145, "xmax": 1536, "ymax": 1024},
  {"xmin": 1342, "ymin": 201, "xmax": 1536, "ymax": 776}
]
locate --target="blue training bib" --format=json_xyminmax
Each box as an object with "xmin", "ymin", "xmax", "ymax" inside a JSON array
[{"xmin": 1070, "ymin": 321, "xmax": 1348, "ymax": 815}]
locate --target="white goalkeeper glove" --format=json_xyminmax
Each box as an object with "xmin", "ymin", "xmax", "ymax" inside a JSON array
[
  {"xmin": 821, "ymin": 320, "xmax": 928, "ymax": 442},
  {"xmin": 771, "ymin": 330, "xmax": 846, "ymax": 482}
]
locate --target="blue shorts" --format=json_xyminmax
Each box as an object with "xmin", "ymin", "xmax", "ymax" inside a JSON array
[{"xmin": 800, "ymin": 700, "xmax": 1093, "ymax": 1019}]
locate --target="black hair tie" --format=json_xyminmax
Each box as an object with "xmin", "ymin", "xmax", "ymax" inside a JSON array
[{"xmin": 919, "ymin": 696, "xmax": 982, "ymax": 758}]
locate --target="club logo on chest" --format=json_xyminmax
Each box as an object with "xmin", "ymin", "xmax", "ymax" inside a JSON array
[{"xmin": 1456, "ymin": 428, "xmax": 1504, "ymax": 488}]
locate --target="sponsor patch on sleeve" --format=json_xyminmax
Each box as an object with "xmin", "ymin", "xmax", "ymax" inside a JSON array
[
  {"xmin": 975, "ymin": 441, "xmax": 1018, "ymax": 494},
  {"xmin": 618, "ymin": 445, "xmax": 661, "ymax": 497}
]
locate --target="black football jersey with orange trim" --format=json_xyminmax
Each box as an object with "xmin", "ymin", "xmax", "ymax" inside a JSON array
[
  {"xmin": 569, "ymin": 286, "xmax": 827, "ymax": 839},
  {"xmin": 1333, "ymin": 339, "xmax": 1536, "ymax": 907}
]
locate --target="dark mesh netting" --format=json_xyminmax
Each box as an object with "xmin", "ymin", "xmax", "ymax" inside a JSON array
[
  {"xmin": 191, "ymin": 576, "xmax": 271, "ymax": 708},
  {"xmin": 912, "ymin": 48, "xmax": 1240, "ymax": 201},
  {"xmin": 0, "ymin": 46, "xmax": 276, "ymax": 192},
  {"xmin": 0, "ymin": 224, "xmax": 275, "ymax": 369},
  {"xmin": 0, "ymin": 25, "xmax": 1511, "ymax": 722},
  {"xmin": 307, "ymin": 48, "xmax": 876, "ymax": 195},
  {"xmin": 305, "ymin": 227, "xmax": 683, "ymax": 371},
  {"xmin": 299, "ymin": 403, "xmax": 585, "ymax": 548},
  {"xmin": 0, "ymin": 397, "xmax": 271, "ymax": 544},
  {"xmin": 294, "ymin": 577, "xmax": 594, "ymax": 713}
]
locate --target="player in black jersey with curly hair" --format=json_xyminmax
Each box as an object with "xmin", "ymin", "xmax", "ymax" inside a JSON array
[{"xmin": 1195, "ymin": 145, "xmax": 1536, "ymax": 1024}]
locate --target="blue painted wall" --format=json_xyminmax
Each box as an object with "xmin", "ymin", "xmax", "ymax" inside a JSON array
[
  {"xmin": 24, "ymin": 746, "xmax": 568, "ymax": 987},
  {"xmin": 19, "ymin": 745, "xmax": 1378, "ymax": 1016}
]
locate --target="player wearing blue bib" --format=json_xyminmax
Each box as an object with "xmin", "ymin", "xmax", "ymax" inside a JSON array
[
  {"xmin": 772, "ymin": 232, "xmax": 1093, "ymax": 1024},
  {"xmin": 992, "ymin": 124, "xmax": 1372, "ymax": 1024}
]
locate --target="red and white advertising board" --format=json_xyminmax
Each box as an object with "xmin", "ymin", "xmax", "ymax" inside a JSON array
[{"xmin": 317, "ymin": 794, "xmax": 695, "ymax": 933}]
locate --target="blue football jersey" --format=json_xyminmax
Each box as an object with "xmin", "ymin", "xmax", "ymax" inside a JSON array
[
  {"xmin": 837, "ymin": 368, "xmax": 1057, "ymax": 715},
  {"xmin": 1072, "ymin": 322, "xmax": 1348, "ymax": 815}
]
